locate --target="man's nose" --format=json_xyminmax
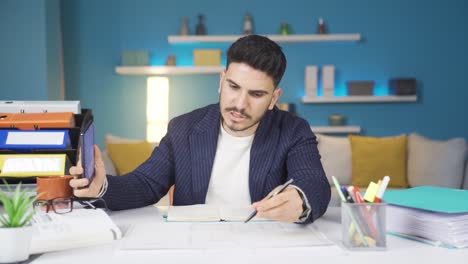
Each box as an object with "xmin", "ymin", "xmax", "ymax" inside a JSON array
[{"xmin": 234, "ymin": 91, "xmax": 248, "ymax": 111}]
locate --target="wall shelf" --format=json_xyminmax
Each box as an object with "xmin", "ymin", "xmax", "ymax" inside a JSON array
[
  {"xmin": 168, "ymin": 34, "xmax": 362, "ymax": 43},
  {"xmin": 311, "ymin": 126, "xmax": 361, "ymax": 134},
  {"xmin": 115, "ymin": 66, "xmax": 224, "ymax": 75},
  {"xmin": 302, "ymin": 95, "xmax": 417, "ymax": 103}
]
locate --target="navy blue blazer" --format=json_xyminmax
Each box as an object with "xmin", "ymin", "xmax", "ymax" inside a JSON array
[{"xmin": 103, "ymin": 104, "xmax": 330, "ymax": 223}]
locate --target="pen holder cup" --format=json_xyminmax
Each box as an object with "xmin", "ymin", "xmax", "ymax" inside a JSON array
[
  {"xmin": 36, "ymin": 176, "xmax": 73, "ymax": 201},
  {"xmin": 341, "ymin": 202, "xmax": 387, "ymax": 250}
]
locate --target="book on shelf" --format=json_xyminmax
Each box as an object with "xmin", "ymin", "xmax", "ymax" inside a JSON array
[
  {"xmin": 30, "ymin": 208, "xmax": 122, "ymax": 254},
  {"xmin": 166, "ymin": 204, "xmax": 268, "ymax": 222}
]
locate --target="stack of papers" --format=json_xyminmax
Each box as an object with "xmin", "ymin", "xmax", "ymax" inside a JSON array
[
  {"xmin": 387, "ymin": 205, "xmax": 468, "ymax": 248},
  {"xmin": 30, "ymin": 209, "xmax": 122, "ymax": 254},
  {"xmin": 384, "ymin": 186, "xmax": 468, "ymax": 248}
]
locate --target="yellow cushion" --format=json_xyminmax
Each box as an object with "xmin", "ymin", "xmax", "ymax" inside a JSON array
[
  {"xmin": 105, "ymin": 141, "xmax": 153, "ymax": 175},
  {"xmin": 349, "ymin": 135, "xmax": 408, "ymax": 188}
]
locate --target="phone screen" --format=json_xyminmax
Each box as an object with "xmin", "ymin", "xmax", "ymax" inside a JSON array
[{"xmin": 80, "ymin": 122, "xmax": 95, "ymax": 181}]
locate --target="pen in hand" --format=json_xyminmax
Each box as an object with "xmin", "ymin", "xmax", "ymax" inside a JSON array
[{"xmin": 244, "ymin": 178, "xmax": 294, "ymax": 223}]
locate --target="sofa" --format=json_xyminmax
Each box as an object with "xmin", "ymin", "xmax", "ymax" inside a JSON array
[
  {"xmin": 102, "ymin": 133, "xmax": 467, "ymax": 207},
  {"xmin": 316, "ymin": 133, "xmax": 468, "ymax": 206}
]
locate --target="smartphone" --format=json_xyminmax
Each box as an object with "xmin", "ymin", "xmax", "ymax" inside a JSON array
[{"xmin": 79, "ymin": 121, "xmax": 95, "ymax": 183}]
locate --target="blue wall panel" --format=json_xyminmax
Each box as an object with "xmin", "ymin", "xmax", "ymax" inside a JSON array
[
  {"xmin": 0, "ymin": 0, "xmax": 48, "ymax": 99},
  {"xmin": 10, "ymin": 0, "xmax": 468, "ymax": 147}
]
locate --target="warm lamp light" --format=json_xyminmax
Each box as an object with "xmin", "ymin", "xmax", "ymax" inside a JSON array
[{"xmin": 147, "ymin": 77, "xmax": 169, "ymax": 143}]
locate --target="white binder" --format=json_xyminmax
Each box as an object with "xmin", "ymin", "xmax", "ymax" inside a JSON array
[{"xmin": 0, "ymin": 101, "xmax": 81, "ymax": 114}]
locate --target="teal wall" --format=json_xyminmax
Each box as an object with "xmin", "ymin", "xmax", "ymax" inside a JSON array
[
  {"xmin": 45, "ymin": 0, "xmax": 62, "ymax": 100},
  {"xmin": 0, "ymin": 0, "xmax": 61, "ymax": 100},
  {"xmin": 2, "ymin": 0, "xmax": 467, "ymax": 147}
]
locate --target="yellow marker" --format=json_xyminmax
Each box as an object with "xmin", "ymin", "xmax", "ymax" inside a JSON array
[{"xmin": 363, "ymin": 181, "xmax": 379, "ymax": 202}]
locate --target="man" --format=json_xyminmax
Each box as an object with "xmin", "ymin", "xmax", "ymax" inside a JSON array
[{"xmin": 70, "ymin": 35, "xmax": 330, "ymax": 223}]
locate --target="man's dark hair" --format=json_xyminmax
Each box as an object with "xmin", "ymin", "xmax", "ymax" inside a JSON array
[{"xmin": 226, "ymin": 35, "xmax": 287, "ymax": 87}]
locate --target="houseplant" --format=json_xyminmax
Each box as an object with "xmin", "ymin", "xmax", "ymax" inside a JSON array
[{"xmin": 0, "ymin": 181, "xmax": 38, "ymax": 263}]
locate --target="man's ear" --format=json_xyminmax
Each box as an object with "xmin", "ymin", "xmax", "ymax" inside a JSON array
[
  {"xmin": 269, "ymin": 87, "xmax": 283, "ymax": 110},
  {"xmin": 218, "ymin": 70, "xmax": 225, "ymax": 94}
]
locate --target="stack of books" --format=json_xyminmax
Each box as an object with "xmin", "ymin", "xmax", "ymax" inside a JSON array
[{"xmin": 383, "ymin": 186, "xmax": 468, "ymax": 248}]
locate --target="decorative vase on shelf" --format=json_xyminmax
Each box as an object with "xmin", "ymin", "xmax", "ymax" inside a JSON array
[
  {"xmin": 165, "ymin": 55, "xmax": 176, "ymax": 66},
  {"xmin": 279, "ymin": 23, "xmax": 292, "ymax": 35},
  {"xmin": 180, "ymin": 16, "xmax": 189, "ymax": 35},
  {"xmin": 243, "ymin": 13, "xmax": 253, "ymax": 35},
  {"xmin": 195, "ymin": 14, "xmax": 206, "ymax": 35},
  {"xmin": 328, "ymin": 114, "xmax": 346, "ymax": 126},
  {"xmin": 317, "ymin": 17, "xmax": 326, "ymax": 34}
]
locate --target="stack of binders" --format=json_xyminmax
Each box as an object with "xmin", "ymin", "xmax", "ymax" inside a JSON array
[
  {"xmin": 383, "ymin": 186, "xmax": 468, "ymax": 249},
  {"xmin": 0, "ymin": 101, "xmax": 93, "ymax": 183}
]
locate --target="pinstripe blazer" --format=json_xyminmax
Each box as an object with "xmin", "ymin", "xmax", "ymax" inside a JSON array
[{"xmin": 103, "ymin": 104, "xmax": 330, "ymax": 223}]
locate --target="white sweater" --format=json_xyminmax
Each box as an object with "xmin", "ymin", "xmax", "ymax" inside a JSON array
[{"xmin": 205, "ymin": 125, "xmax": 254, "ymax": 207}]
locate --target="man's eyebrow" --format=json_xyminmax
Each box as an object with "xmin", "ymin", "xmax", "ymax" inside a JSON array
[
  {"xmin": 226, "ymin": 78, "xmax": 270, "ymax": 95},
  {"xmin": 249, "ymin": 89, "xmax": 268, "ymax": 95},
  {"xmin": 226, "ymin": 78, "xmax": 240, "ymax": 87}
]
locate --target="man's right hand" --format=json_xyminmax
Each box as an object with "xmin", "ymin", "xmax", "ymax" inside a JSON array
[{"xmin": 69, "ymin": 145, "xmax": 107, "ymax": 198}]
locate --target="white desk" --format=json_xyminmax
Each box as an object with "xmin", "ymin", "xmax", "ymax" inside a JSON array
[{"xmin": 30, "ymin": 206, "xmax": 468, "ymax": 264}]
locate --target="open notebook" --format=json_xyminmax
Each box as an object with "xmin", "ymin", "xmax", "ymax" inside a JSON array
[{"xmin": 166, "ymin": 204, "xmax": 268, "ymax": 222}]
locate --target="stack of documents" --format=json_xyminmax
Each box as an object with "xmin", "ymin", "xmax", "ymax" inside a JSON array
[
  {"xmin": 30, "ymin": 209, "xmax": 122, "ymax": 254},
  {"xmin": 383, "ymin": 186, "xmax": 468, "ymax": 248}
]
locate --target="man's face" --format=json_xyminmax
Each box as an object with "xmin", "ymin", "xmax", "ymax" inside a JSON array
[{"xmin": 219, "ymin": 62, "xmax": 282, "ymax": 137}]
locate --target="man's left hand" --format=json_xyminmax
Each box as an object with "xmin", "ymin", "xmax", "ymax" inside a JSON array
[{"xmin": 251, "ymin": 186, "xmax": 304, "ymax": 222}]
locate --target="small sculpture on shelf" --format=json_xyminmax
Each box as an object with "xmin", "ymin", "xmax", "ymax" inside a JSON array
[
  {"xmin": 317, "ymin": 17, "xmax": 326, "ymax": 34},
  {"xmin": 165, "ymin": 55, "xmax": 176, "ymax": 66},
  {"xmin": 279, "ymin": 23, "xmax": 292, "ymax": 35},
  {"xmin": 243, "ymin": 13, "xmax": 253, "ymax": 35},
  {"xmin": 180, "ymin": 16, "xmax": 189, "ymax": 35},
  {"xmin": 195, "ymin": 14, "xmax": 206, "ymax": 35}
]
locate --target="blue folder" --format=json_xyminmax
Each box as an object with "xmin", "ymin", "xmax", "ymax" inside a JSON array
[
  {"xmin": 0, "ymin": 129, "xmax": 69, "ymax": 150},
  {"xmin": 383, "ymin": 186, "xmax": 468, "ymax": 214}
]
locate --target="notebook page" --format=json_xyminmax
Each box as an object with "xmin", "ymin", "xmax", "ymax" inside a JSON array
[
  {"xmin": 219, "ymin": 207, "xmax": 269, "ymax": 222},
  {"xmin": 167, "ymin": 204, "xmax": 220, "ymax": 222},
  {"xmin": 121, "ymin": 222, "xmax": 334, "ymax": 250}
]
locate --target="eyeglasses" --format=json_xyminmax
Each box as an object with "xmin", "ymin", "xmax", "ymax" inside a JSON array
[
  {"xmin": 34, "ymin": 197, "xmax": 74, "ymax": 214},
  {"xmin": 33, "ymin": 196, "xmax": 109, "ymax": 214}
]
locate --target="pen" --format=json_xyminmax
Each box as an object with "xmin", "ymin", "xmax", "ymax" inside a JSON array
[
  {"xmin": 352, "ymin": 186, "xmax": 365, "ymax": 203},
  {"xmin": 341, "ymin": 186, "xmax": 354, "ymax": 203},
  {"xmin": 244, "ymin": 178, "xmax": 294, "ymax": 223},
  {"xmin": 353, "ymin": 185, "xmax": 380, "ymax": 241},
  {"xmin": 347, "ymin": 186, "xmax": 355, "ymax": 203}
]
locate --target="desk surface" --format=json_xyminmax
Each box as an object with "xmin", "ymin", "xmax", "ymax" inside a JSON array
[{"xmin": 30, "ymin": 206, "xmax": 468, "ymax": 264}]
